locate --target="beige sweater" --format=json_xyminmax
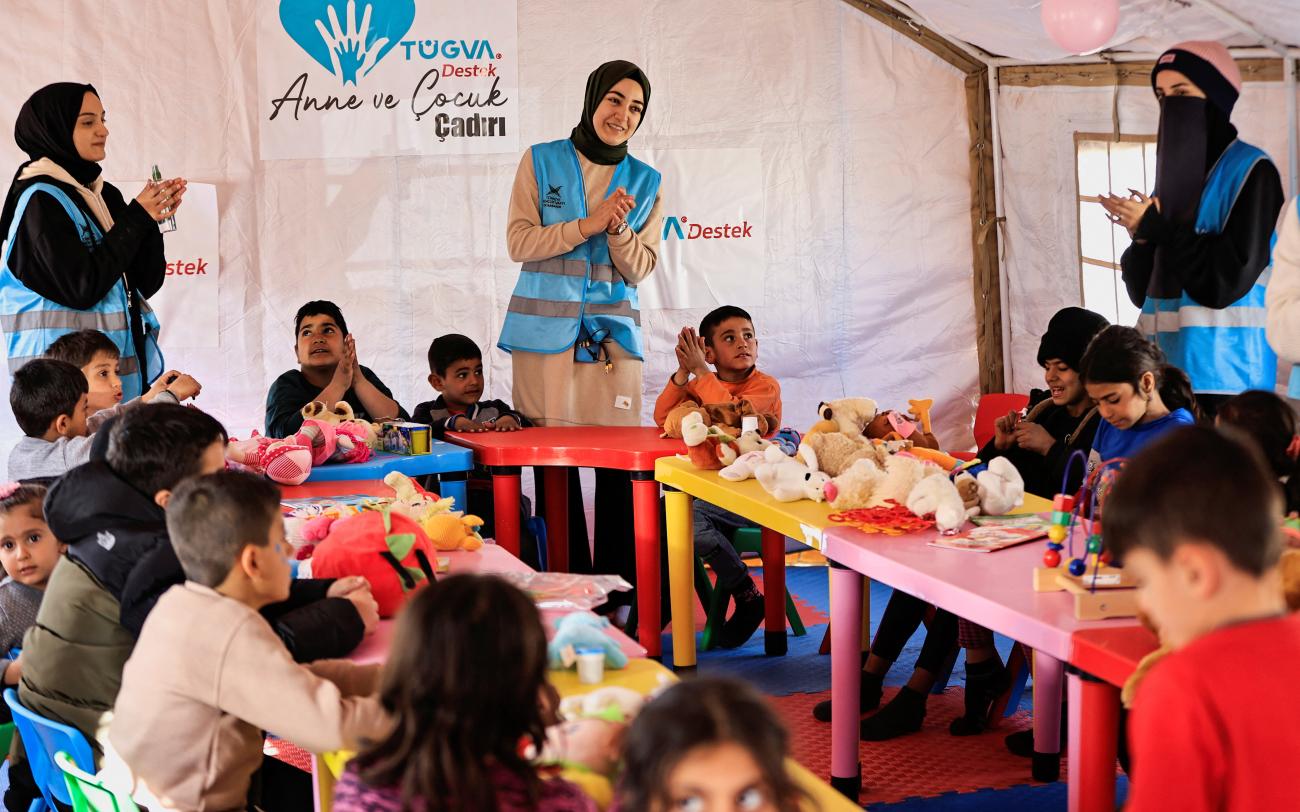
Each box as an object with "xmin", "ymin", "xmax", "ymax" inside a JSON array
[
  {"xmin": 505, "ymin": 145, "xmax": 663, "ymax": 427},
  {"xmin": 106, "ymin": 583, "xmax": 385, "ymax": 812},
  {"xmin": 1265, "ymin": 197, "xmax": 1300, "ymax": 361}
]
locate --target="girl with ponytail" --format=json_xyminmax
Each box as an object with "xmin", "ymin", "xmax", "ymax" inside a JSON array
[
  {"xmin": 1216, "ymin": 389, "xmax": 1300, "ymax": 515},
  {"xmin": 1079, "ymin": 326, "xmax": 1198, "ymax": 468}
]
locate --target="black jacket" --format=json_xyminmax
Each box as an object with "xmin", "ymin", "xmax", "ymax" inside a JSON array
[
  {"xmin": 45, "ymin": 461, "xmax": 364, "ymax": 661},
  {"xmin": 411, "ymin": 396, "xmax": 528, "ymax": 440},
  {"xmin": 976, "ymin": 390, "xmax": 1100, "ymax": 499},
  {"xmin": 264, "ymin": 366, "xmax": 408, "ymax": 439}
]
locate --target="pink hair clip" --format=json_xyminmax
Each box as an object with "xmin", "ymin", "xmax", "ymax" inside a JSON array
[{"xmin": 0, "ymin": 482, "xmax": 22, "ymax": 500}]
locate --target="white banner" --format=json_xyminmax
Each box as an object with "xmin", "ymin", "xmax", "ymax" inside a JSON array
[
  {"xmin": 637, "ymin": 148, "xmax": 765, "ymax": 310},
  {"xmin": 257, "ymin": 0, "xmax": 520, "ymax": 159},
  {"xmin": 113, "ymin": 182, "xmax": 221, "ymax": 350}
]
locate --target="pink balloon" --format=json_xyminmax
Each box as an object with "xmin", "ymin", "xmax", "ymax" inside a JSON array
[{"xmin": 1041, "ymin": 0, "xmax": 1120, "ymax": 54}]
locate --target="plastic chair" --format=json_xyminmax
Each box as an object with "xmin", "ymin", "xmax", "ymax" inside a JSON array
[
  {"xmin": 951, "ymin": 393, "xmax": 1031, "ymax": 462},
  {"xmin": 3, "ymin": 688, "xmax": 96, "ymax": 810},
  {"xmin": 698, "ymin": 527, "xmax": 806, "ymax": 651},
  {"xmin": 55, "ymin": 751, "xmax": 139, "ymax": 812}
]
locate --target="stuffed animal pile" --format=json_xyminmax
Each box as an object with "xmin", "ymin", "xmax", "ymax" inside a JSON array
[{"xmin": 227, "ymin": 401, "xmax": 382, "ymax": 486}]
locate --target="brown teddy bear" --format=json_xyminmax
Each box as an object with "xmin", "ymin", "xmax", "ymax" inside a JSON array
[{"xmin": 661, "ymin": 401, "xmax": 710, "ymax": 439}]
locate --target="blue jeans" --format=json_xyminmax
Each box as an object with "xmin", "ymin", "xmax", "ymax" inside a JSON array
[{"xmin": 693, "ymin": 500, "xmax": 756, "ymax": 593}]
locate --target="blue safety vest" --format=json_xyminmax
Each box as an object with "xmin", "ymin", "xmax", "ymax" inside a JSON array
[
  {"xmin": 1137, "ymin": 139, "xmax": 1277, "ymax": 396},
  {"xmin": 0, "ymin": 182, "xmax": 163, "ymax": 400},
  {"xmin": 1286, "ymin": 203, "xmax": 1300, "ymax": 399},
  {"xmin": 497, "ymin": 139, "xmax": 661, "ymax": 360}
]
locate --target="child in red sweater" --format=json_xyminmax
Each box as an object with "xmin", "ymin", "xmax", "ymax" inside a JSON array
[
  {"xmin": 654, "ymin": 306, "xmax": 782, "ymax": 648},
  {"xmin": 1106, "ymin": 425, "xmax": 1300, "ymax": 812}
]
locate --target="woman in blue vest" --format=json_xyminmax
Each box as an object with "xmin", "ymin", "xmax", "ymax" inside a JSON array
[
  {"xmin": 501, "ymin": 61, "xmax": 663, "ymax": 585},
  {"xmin": 0, "ymin": 83, "xmax": 184, "ymax": 400},
  {"xmin": 1100, "ymin": 41, "xmax": 1284, "ymax": 419}
]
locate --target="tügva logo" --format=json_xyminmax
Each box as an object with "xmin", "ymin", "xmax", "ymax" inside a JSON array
[
  {"xmin": 280, "ymin": 0, "xmax": 416, "ymax": 85},
  {"xmin": 662, "ymin": 216, "xmax": 754, "ymax": 240}
]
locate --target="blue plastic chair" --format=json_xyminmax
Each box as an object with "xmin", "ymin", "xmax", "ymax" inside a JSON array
[{"xmin": 3, "ymin": 688, "xmax": 96, "ymax": 810}]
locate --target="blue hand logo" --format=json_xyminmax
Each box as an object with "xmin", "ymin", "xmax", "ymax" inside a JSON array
[{"xmin": 279, "ymin": 0, "xmax": 415, "ymax": 85}]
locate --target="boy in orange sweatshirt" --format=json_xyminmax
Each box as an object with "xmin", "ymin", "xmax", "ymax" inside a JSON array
[{"xmin": 654, "ymin": 306, "xmax": 782, "ymax": 647}]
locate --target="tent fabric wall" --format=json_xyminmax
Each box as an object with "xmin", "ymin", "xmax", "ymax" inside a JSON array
[
  {"xmin": 0, "ymin": 0, "xmax": 980, "ymax": 460},
  {"xmin": 997, "ymin": 80, "xmax": 1299, "ymax": 392}
]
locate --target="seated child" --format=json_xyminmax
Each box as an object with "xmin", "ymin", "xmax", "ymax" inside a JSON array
[
  {"xmin": 333, "ymin": 574, "xmax": 598, "ymax": 812},
  {"xmin": 264, "ymin": 300, "xmax": 408, "ymax": 437},
  {"xmin": 44, "ymin": 328, "xmax": 201, "ymax": 432},
  {"xmin": 1107, "ymin": 426, "xmax": 1300, "ymax": 811},
  {"xmin": 1079, "ymin": 325, "xmax": 1197, "ymax": 468},
  {"xmin": 1216, "ymin": 389, "xmax": 1300, "ymax": 515},
  {"xmin": 653, "ymin": 307, "xmax": 782, "ymax": 649},
  {"xmin": 108, "ymin": 470, "xmax": 386, "ymax": 811},
  {"xmin": 618, "ymin": 676, "xmax": 805, "ymax": 812},
  {"xmin": 0, "ymin": 483, "xmax": 64, "ymax": 691},
  {"xmin": 413, "ymin": 333, "xmax": 534, "ymax": 552},
  {"xmin": 20, "ymin": 404, "xmax": 373, "ymax": 762},
  {"xmin": 7, "ymin": 358, "xmax": 90, "ymax": 481}
]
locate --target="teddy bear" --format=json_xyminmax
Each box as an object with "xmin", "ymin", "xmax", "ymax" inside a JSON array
[
  {"xmin": 976, "ymin": 456, "xmax": 1026, "ymax": 516},
  {"xmin": 704, "ymin": 399, "xmax": 779, "ymax": 438},
  {"xmin": 806, "ymin": 397, "xmax": 878, "ymax": 437},
  {"xmin": 869, "ymin": 453, "xmax": 947, "ymax": 507},
  {"xmin": 660, "ymin": 401, "xmax": 710, "ymax": 440},
  {"xmin": 905, "ymin": 473, "xmax": 978, "ymax": 534},
  {"xmin": 755, "ymin": 449, "xmax": 831, "ymax": 502},
  {"xmin": 865, "ymin": 408, "xmax": 941, "ymax": 450},
  {"xmin": 384, "ymin": 471, "xmax": 457, "ymax": 517},
  {"xmin": 799, "ymin": 431, "xmax": 886, "ymax": 478},
  {"xmin": 822, "ymin": 457, "xmax": 887, "ymax": 510},
  {"xmin": 679, "ymin": 411, "xmax": 739, "ymax": 471}
]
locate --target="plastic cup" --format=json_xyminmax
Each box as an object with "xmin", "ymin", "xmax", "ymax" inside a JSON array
[{"xmin": 575, "ymin": 646, "xmax": 606, "ymax": 685}]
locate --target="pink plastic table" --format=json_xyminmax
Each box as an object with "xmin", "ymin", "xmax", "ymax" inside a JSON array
[
  {"xmin": 446, "ymin": 427, "xmax": 683, "ymax": 657},
  {"xmin": 821, "ymin": 521, "xmax": 1141, "ymax": 806}
]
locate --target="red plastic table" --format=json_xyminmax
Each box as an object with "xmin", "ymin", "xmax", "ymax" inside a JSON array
[
  {"xmin": 1068, "ymin": 625, "xmax": 1159, "ymax": 812},
  {"xmin": 445, "ymin": 427, "xmax": 684, "ymax": 657}
]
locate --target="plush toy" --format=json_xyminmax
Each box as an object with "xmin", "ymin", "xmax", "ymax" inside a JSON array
[
  {"xmin": 869, "ymin": 453, "xmax": 946, "ymax": 507},
  {"xmin": 309, "ymin": 509, "xmax": 439, "ymax": 617},
  {"xmin": 704, "ymin": 399, "xmax": 779, "ymax": 438},
  {"xmin": 558, "ymin": 685, "xmax": 647, "ymax": 723},
  {"xmin": 799, "ymin": 431, "xmax": 885, "ymax": 478},
  {"xmin": 421, "ymin": 512, "xmax": 486, "ymax": 551},
  {"xmin": 302, "ymin": 400, "xmax": 382, "ymax": 450},
  {"xmin": 384, "ymin": 471, "xmax": 456, "ymax": 517},
  {"xmin": 542, "ymin": 684, "xmax": 657, "ymax": 810},
  {"xmin": 905, "ymin": 473, "xmax": 977, "ymax": 534},
  {"xmin": 865, "ymin": 408, "xmax": 941, "ymax": 450},
  {"xmin": 225, "ymin": 435, "xmax": 314, "ymax": 486},
  {"xmin": 754, "ymin": 447, "xmax": 831, "ymax": 502},
  {"xmin": 805, "ymin": 398, "xmax": 878, "ymax": 437},
  {"xmin": 823, "ymin": 458, "xmax": 887, "ymax": 510},
  {"xmin": 976, "ymin": 457, "xmax": 1026, "ymax": 516},
  {"xmin": 718, "ymin": 449, "xmax": 768, "ymax": 482},
  {"xmin": 548, "ymin": 613, "xmax": 629, "ymax": 671},
  {"xmin": 770, "ymin": 427, "xmax": 802, "ymax": 456},
  {"xmin": 680, "ymin": 412, "xmax": 739, "ymax": 471},
  {"xmin": 660, "ymin": 401, "xmax": 710, "ymax": 440},
  {"xmin": 955, "ymin": 472, "xmax": 981, "ymax": 512}
]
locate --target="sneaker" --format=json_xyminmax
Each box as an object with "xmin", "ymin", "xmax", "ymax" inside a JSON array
[
  {"xmin": 717, "ymin": 591, "xmax": 766, "ymax": 648},
  {"xmin": 812, "ymin": 672, "xmax": 884, "ymax": 722},
  {"xmin": 859, "ymin": 686, "xmax": 926, "ymax": 741}
]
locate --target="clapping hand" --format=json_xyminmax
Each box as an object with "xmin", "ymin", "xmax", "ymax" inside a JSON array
[
  {"xmin": 1099, "ymin": 189, "xmax": 1159, "ymax": 238},
  {"xmin": 580, "ymin": 187, "xmax": 636, "ymax": 238}
]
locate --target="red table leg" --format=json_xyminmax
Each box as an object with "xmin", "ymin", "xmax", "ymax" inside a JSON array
[
  {"xmin": 760, "ymin": 527, "xmax": 787, "ymax": 656},
  {"xmin": 630, "ymin": 472, "xmax": 661, "ymax": 658},
  {"xmin": 542, "ymin": 467, "xmax": 570, "ymax": 573},
  {"xmin": 489, "ymin": 467, "xmax": 522, "ymax": 558},
  {"xmin": 1068, "ymin": 671, "xmax": 1121, "ymax": 812}
]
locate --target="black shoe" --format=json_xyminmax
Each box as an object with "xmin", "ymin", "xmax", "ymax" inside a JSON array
[
  {"xmin": 949, "ymin": 658, "xmax": 1010, "ymax": 736},
  {"xmin": 859, "ymin": 686, "xmax": 926, "ymax": 741},
  {"xmin": 717, "ymin": 590, "xmax": 766, "ymax": 649},
  {"xmin": 812, "ymin": 671, "xmax": 884, "ymax": 722},
  {"xmin": 1005, "ymin": 722, "xmax": 1068, "ymax": 758}
]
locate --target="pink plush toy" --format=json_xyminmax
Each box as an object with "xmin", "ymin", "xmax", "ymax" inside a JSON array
[{"xmin": 225, "ymin": 435, "xmax": 313, "ymax": 486}]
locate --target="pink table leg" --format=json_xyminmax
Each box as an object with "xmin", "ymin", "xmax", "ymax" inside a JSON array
[
  {"xmin": 489, "ymin": 466, "xmax": 522, "ymax": 559},
  {"xmin": 829, "ymin": 561, "xmax": 864, "ymax": 799},
  {"xmin": 630, "ymin": 473, "xmax": 662, "ymax": 658},
  {"xmin": 760, "ymin": 527, "xmax": 787, "ymax": 656},
  {"xmin": 1068, "ymin": 671, "xmax": 1121, "ymax": 812},
  {"xmin": 1032, "ymin": 651, "xmax": 1064, "ymax": 782},
  {"xmin": 542, "ymin": 467, "xmax": 570, "ymax": 573}
]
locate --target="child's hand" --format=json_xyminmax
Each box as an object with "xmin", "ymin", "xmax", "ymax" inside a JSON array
[
  {"xmin": 164, "ymin": 372, "xmax": 202, "ymax": 401},
  {"xmin": 453, "ymin": 418, "xmax": 491, "ymax": 433},
  {"xmin": 677, "ymin": 327, "xmax": 709, "ymax": 378},
  {"xmin": 494, "ymin": 415, "xmax": 522, "ymax": 432},
  {"xmin": 1013, "ymin": 421, "xmax": 1055, "ymax": 455},
  {"xmin": 3, "ymin": 656, "xmax": 20, "ymax": 686},
  {"xmin": 326, "ymin": 575, "xmax": 370, "ymax": 599},
  {"xmin": 992, "ymin": 410, "xmax": 1019, "ymax": 450},
  {"xmin": 331, "ymin": 335, "xmax": 357, "ymax": 390},
  {"xmin": 344, "ymin": 585, "xmax": 380, "ymax": 634}
]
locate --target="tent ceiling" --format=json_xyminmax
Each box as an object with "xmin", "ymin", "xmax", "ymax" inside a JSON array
[{"xmin": 898, "ymin": 0, "xmax": 1300, "ymax": 62}]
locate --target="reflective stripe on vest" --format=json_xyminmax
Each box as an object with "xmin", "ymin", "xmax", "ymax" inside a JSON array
[
  {"xmin": 1288, "ymin": 203, "xmax": 1300, "ymax": 400},
  {"xmin": 497, "ymin": 139, "xmax": 661, "ymax": 358},
  {"xmin": 1139, "ymin": 140, "xmax": 1277, "ymax": 395},
  {"xmin": 0, "ymin": 182, "xmax": 164, "ymax": 399}
]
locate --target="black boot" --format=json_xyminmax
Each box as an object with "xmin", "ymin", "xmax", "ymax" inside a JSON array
[
  {"xmin": 812, "ymin": 670, "xmax": 884, "ymax": 722},
  {"xmin": 718, "ymin": 581, "xmax": 765, "ymax": 649},
  {"xmin": 949, "ymin": 656, "xmax": 1009, "ymax": 736},
  {"xmin": 859, "ymin": 686, "xmax": 927, "ymax": 741}
]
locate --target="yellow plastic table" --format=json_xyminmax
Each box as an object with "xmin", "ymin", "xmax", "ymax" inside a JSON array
[
  {"xmin": 656, "ymin": 456, "xmax": 841, "ymax": 668},
  {"xmin": 316, "ymin": 658, "xmax": 858, "ymax": 812}
]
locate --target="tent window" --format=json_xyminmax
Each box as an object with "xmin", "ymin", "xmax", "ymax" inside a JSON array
[{"xmin": 1074, "ymin": 133, "xmax": 1157, "ymax": 327}]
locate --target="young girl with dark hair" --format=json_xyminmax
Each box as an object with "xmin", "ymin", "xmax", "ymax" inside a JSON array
[
  {"xmin": 1079, "ymin": 326, "xmax": 1198, "ymax": 467},
  {"xmin": 333, "ymin": 574, "xmax": 597, "ymax": 812},
  {"xmin": 1216, "ymin": 389, "xmax": 1300, "ymax": 515},
  {"xmin": 619, "ymin": 676, "xmax": 805, "ymax": 812}
]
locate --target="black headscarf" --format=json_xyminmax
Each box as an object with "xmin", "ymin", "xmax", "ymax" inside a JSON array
[
  {"xmin": 569, "ymin": 61, "xmax": 651, "ymax": 166},
  {"xmin": 0, "ymin": 82, "xmax": 101, "ymax": 238}
]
